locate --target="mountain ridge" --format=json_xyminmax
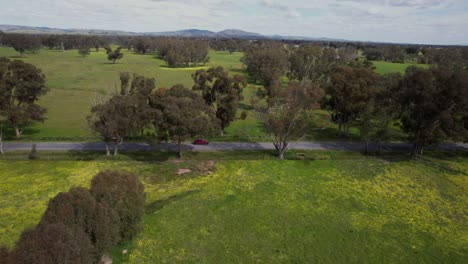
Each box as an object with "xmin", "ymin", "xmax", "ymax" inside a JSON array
[{"xmin": 0, "ymin": 24, "xmax": 346, "ymax": 42}]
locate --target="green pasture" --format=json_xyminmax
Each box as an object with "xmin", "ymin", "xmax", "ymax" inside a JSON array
[
  {"xmin": 0, "ymin": 47, "xmax": 423, "ymax": 141},
  {"xmin": 0, "ymin": 152, "xmax": 466, "ymax": 262},
  {"xmin": 372, "ymin": 60, "xmax": 430, "ymax": 75}
]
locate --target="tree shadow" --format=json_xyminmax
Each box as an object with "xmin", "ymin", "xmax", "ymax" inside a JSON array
[
  {"xmin": 145, "ymin": 190, "xmax": 200, "ymax": 214},
  {"xmin": 238, "ymin": 103, "xmax": 254, "ymax": 111},
  {"xmin": 2, "ymin": 126, "xmax": 41, "ymax": 140}
]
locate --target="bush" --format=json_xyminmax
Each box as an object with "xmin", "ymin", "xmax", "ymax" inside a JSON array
[
  {"xmin": 9, "ymin": 223, "xmax": 96, "ymax": 264},
  {"xmin": 0, "ymin": 246, "xmax": 10, "ymax": 264},
  {"xmin": 90, "ymin": 170, "xmax": 145, "ymax": 240},
  {"xmin": 28, "ymin": 144, "xmax": 38, "ymax": 160},
  {"xmin": 1, "ymin": 170, "xmax": 145, "ymax": 263},
  {"xmin": 40, "ymin": 187, "xmax": 120, "ymax": 253}
]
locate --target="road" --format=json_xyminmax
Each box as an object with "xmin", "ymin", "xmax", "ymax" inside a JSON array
[{"xmin": 2, "ymin": 141, "xmax": 468, "ymax": 152}]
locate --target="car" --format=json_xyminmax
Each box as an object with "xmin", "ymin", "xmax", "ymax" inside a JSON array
[{"xmin": 193, "ymin": 138, "xmax": 209, "ymax": 145}]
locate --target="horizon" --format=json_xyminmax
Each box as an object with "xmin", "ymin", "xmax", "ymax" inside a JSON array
[{"xmin": 0, "ymin": 0, "xmax": 467, "ymax": 45}]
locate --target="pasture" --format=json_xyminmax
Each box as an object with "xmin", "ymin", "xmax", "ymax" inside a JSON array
[
  {"xmin": 373, "ymin": 60, "xmax": 430, "ymax": 75},
  {"xmin": 0, "ymin": 152, "xmax": 466, "ymax": 262},
  {"xmin": 0, "ymin": 47, "xmax": 425, "ymax": 141}
]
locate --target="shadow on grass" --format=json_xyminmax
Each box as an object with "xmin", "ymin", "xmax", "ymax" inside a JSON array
[
  {"xmin": 145, "ymin": 190, "xmax": 200, "ymax": 214},
  {"xmin": 2, "ymin": 126, "xmax": 41, "ymax": 140}
]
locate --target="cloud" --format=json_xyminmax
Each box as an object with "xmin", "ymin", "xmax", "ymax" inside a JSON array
[{"xmin": 0, "ymin": 0, "xmax": 466, "ymax": 44}]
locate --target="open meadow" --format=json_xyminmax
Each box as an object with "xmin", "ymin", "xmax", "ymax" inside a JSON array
[
  {"xmin": 0, "ymin": 47, "xmax": 428, "ymax": 142},
  {"xmin": 0, "ymin": 151, "xmax": 467, "ymax": 263}
]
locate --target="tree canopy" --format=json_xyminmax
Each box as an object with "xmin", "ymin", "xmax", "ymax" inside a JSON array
[{"xmin": 0, "ymin": 57, "xmax": 48, "ymax": 138}]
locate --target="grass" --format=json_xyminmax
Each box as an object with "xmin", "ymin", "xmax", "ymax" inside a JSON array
[
  {"xmin": 0, "ymin": 47, "xmax": 423, "ymax": 141},
  {"xmin": 372, "ymin": 60, "xmax": 430, "ymax": 75},
  {"xmin": 0, "ymin": 151, "xmax": 467, "ymax": 262}
]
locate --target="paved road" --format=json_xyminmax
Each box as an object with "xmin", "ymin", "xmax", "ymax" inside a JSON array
[{"xmin": 2, "ymin": 141, "xmax": 468, "ymax": 152}]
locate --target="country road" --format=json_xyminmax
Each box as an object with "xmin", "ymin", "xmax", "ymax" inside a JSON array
[{"xmin": 2, "ymin": 141, "xmax": 468, "ymax": 152}]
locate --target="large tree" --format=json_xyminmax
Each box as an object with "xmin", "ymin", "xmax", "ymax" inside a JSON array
[
  {"xmin": 0, "ymin": 58, "xmax": 48, "ymax": 138},
  {"xmin": 192, "ymin": 66, "xmax": 247, "ymax": 134},
  {"xmin": 397, "ymin": 66, "xmax": 468, "ymax": 158},
  {"xmin": 88, "ymin": 94, "xmax": 150, "ymax": 156},
  {"xmin": 322, "ymin": 65, "xmax": 380, "ymax": 137},
  {"xmin": 150, "ymin": 84, "xmax": 219, "ymax": 158},
  {"xmin": 241, "ymin": 43, "xmax": 289, "ymax": 85},
  {"xmin": 255, "ymin": 79, "xmax": 324, "ymax": 159}
]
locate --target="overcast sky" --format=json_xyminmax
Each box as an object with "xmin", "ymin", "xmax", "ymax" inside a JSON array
[{"xmin": 0, "ymin": 0, "xmax": 467, "ymax": 45}]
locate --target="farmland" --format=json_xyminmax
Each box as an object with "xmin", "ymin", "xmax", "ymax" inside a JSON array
[
  {"xmin": 0, "ymin": 152, "xmax": 467, "ymax": 262},
  {"xmin": 0, "ymin": 47, "xmax": 426, "ymax": 142}
]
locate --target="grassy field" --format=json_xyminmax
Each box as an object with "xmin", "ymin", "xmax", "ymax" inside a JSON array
[
  {"xmin": 0, "ymin": 47, "xmax": 422, "ymax": 141},
  {"xmin": 0, "ymin": 151, "xmax": 467, "ymax": 262},
  {"xmin": 372, "ymin": 60, "xmax": 430, "ymax": 75}
]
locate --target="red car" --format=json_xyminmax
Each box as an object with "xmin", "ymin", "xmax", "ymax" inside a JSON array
[{"xmin": 193, "ymin": 138, "xmax": 209, "ymax": 145}]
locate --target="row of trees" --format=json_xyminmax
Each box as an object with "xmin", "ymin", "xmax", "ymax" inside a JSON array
[
  {"xmin": 156, "ymin": 38, "xmax": 210, "ymax": 67},
  {"xmin": 363, "ymin": 45, "xmax": 468, "ymax": 66},
  {"xmin": 241, "ymin": 42, "xmax": 359, "ymax": 86},
  {"xmin": 0, "ymin": 170, "xmax": 146, "ymax": 264},
  {"xmin": 88, "ymin": 67, "xmax": 247, "ymax": 157},
  {"xmin": 240, "ymin": 41, "xmax": 468, "ymax": 159}
]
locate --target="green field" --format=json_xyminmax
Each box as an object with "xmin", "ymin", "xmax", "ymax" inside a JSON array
[
  {"xmin": 372, "ymin": 60, "xmax": 430, "ymax": 75},
  {"xmin": 1, "ymin": 152, "xmax": 467, "ymax": 262},
  {"xmin": 0, "ymin": 47, "xmax": 423, "ymax": 141}
]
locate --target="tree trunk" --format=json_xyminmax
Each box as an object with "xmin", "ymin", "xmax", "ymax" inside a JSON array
[
  {"xmin": 276, "ymin": 142, "xmax": 288, "ymax": 160},
  {"xmin": 345, "ymin": 124, "xmax": 350, "ymax": 138},
  {"xmin": 364, "ymin": 140, "xmax": 369, "ymax": 156},
  {"xmin": 177, "ymin": 141, "xmax": 182, "ymax": 159},
  {"xmin": 14, "ymin": 126, "xmax": 22, "ymax": 139},
  {"xmin": 410, "ymin": 143, "xmax": 422, "ymax": 159},
  {"xmin": 105, "ymin": 143, "xmax": 110, "ymax": 156},
  {"xmin": 114, "ymin": 144, "xmax": 118, "ymax": 156},
  {"xmin": 338, "ymin": 121, "xmax": 342, "ymax": 137},
  {"xmin": 0, "ymin": 125, "xmax": 4, "ymax": 155}
]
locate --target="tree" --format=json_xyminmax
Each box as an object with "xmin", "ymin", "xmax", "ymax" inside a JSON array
[
  {"xmin": 105, "ymin": 46, "xmax": 123, "ymax": 64},
  {"xmin": 384, "ymin": 45, "xmax": 406, "ymax": 63},
  {"xmin": 9, "ymin": 223, "xmax": 96, "ymax": 264},
  {"xmin": 134, "ymin": 37, "xmax": 151, "ymax": 54},
  {"xmin": 255, "ymin": 79, "xmax": 324, "ymax": 159},
  {"xmin": 192, "ymin": 66, "xmax": 247, "ymax": 133},
  {"xmin": 0, "ymin": 58, "xmax": 48, "ymax": 138},
  {"xmin": 158, "ymin": 38, "xmax": 210, "ymax": 67},
  {"xmin": 88, "ymin": 95, "xmax": 150, "ymax": 156},
  {"xmin": 90, "ymin": 170, "xmax": 146, "ymax": 241},
  {"xmin": 0, "ymin": 31, "xmax": 4, "ymax": 47},
  {"xmin": 322, "ymin": 66, "xmax": 380, "ymax": 137},
  {"xmin": 396, "ymin": 66, "xmax": 468, "ymax": 158},
  {"xmin": 241, "ymin": 43, "xmax": 289, "ymax": 85},
  {"xmin": 78, "ymin": 46, "xmax": 91, "ymax": 57},
  {"xmin": 5, "ymin": 34, "xmax": 41, "ymax": 57},
  {"xmin": 150, "ymin": 85, "xmax": 220, "ymax": 158},
  {"xmin": 42, "ymin": 35, "xmax": 62, "ymax": 50}
]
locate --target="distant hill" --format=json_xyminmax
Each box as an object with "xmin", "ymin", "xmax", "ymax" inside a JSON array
[{"xmin": 0, "ymin": 24, "xmax": 348, "ymax": 42}]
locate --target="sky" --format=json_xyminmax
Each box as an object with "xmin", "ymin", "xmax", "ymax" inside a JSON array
[{"xmin": 0, "ymin": 0, "xmax": 467, "ymax": 45}]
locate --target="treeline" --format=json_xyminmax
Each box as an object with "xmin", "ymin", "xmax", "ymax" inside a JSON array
[
  {"xmin": 1, "ymin": 31, "xmax": 467, "ymax": 67},
  {"xmin": 0, "ymin": 170, "xmax": 145, "ymax": 264},
  {"xmin": 362, "ymin": 44, "xmax": 468, "ymax": 65},
  {"xmin": 248, "ymin": 43, "xmax": 468, "ymax": 159},
  {"xmin": 87, "ymin": 67, "xmax": 247, "ymax": 157}
]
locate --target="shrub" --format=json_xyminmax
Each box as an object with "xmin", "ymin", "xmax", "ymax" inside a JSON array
[
  {"xmin": 90, "ymin": 170, "xmax": 145, "ymax": 240},
  {"xmin": 28, "ymin": 144, "xmax": 38, "ymax": 160},
  {"xmin": 9, "ymin": 223, "xmax": 96, "ymax": 264},
  {"xmin": 40, "ymin": 187, "xmax": 120, "ymax": 254}
]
